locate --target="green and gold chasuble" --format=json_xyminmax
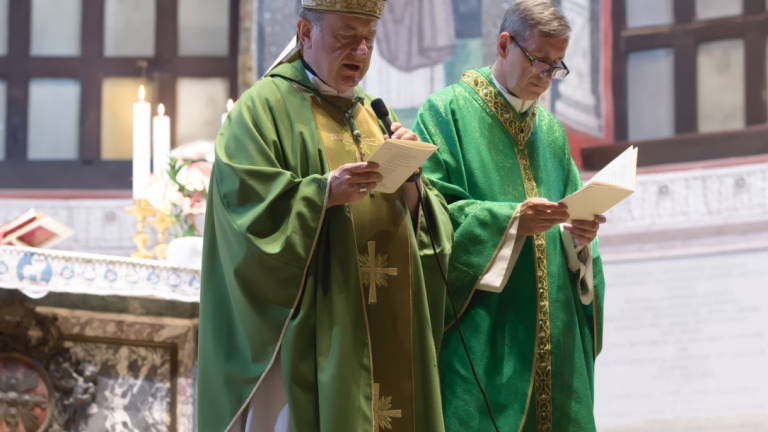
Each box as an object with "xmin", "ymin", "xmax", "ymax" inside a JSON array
[
  {"xmin": 413, "ymin": 67, "xmax": 606, "ymax": 432},
  {"xmin": 197, "ymin": 58, "xmax": 452, "ymax": 432}
]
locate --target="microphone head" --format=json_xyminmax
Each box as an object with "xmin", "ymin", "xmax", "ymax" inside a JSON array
[{"xmin": 370, "ymin": 98, "xmax": 389, "ymax": 119}]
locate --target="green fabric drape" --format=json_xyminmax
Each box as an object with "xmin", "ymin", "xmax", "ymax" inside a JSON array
[
  {"xmin": 413, "ymin": 67, "xmax": 605, "ymax": 432},
  {"xmin": 197, "ymin": 59, "xmax": 453, "ymax": 432}
]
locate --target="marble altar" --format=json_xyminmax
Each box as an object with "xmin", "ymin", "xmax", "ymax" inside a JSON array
[{"xmin": 0, "ymin": 245, "xmax": 199, "ymax": 431}]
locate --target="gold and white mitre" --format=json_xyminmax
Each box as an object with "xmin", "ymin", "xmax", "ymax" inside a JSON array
[
  {"xmin": 301, "ymin": 0, "xmax": 387, "ymax": 19},
  {"xmin": 266, "ymin": 0, "xmax": 388, "ymax": 75}
]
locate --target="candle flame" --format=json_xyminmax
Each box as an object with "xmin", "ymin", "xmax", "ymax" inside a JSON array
[
  {"xmin": 157, "ymin": 103, "xmax": 165, "ymax": 116},
  {"xmin": 226, "ymin": 98, "xmax": 234, "ymax": 112},
  {"xmin": 138, "ymin": 85, "xmax": 146, "ymax": 101}
]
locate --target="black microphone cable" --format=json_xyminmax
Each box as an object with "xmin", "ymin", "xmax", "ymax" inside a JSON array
[
  {"xmin": 412, "ymin": 178, "xmax": 501, "ymax": 432},
  {"xmin": 372, "ymin": 97, "xmax": 501, "ymax": 432}
]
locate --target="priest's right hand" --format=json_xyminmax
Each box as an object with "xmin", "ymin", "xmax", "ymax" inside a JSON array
[
  {"xmin": 517, "ymin": 198, "xmax": 569, "ymax": 236},
  {"xmin": 325, "ymin": 161, "xmax": 382, "ymax": 208}
]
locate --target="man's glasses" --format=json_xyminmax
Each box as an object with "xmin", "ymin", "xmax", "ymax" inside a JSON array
[{"xmin": 509, "ymin": 35, "xmax": 569, "ymax": 80}]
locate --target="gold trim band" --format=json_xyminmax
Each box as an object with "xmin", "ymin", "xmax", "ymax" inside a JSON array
[
  {"xmin": 462, "ymin": 70, "xmax": 553, "ymax": 432},
  {"xmin": 302, "ymin": 0, "xmax": 386, "ymax": 18}
]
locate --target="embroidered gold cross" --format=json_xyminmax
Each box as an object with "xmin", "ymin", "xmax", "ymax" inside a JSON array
[
  {"xmin": 358, "ymin": 241, "xmax": 398, "ymax": 304},
  {"xmin": 373, "ymin": 382, "xmax": 402, "ymax": 432}
]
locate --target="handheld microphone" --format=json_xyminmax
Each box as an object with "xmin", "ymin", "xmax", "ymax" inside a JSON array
[{"xmin": 370, "ymin": 98, "xmax": 393, "ymax": 136}]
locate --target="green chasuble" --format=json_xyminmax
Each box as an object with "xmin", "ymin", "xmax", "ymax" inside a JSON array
[
  {"xmin": 197, "ymin": 58, "xmax": 453, "ymax": 432},
  {"xmin": 413, "ymin": 68, "xmax": 606, "ymax": 432}
]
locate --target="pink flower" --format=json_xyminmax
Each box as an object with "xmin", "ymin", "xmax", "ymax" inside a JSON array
[
  {"xmin": 181, "ymin": 191, "xmax": 206, "ymax": 216},
  {"xmin": 141, "ymin": 157, "xmax": 213, "ymax": 237}
]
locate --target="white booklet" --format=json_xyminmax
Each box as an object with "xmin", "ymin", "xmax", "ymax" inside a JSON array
[
  {"xmin": 367, "ymin": 139, "xmax": 437, "ymax": 193},
  {"xmin": 560, "ymin": 146, "xmax": 638, "ymax": 222}
]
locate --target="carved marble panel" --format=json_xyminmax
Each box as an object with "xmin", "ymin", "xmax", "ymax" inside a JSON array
[
  {"xmin": 0, "ymin": 300, "xmax": 98, "ymax": 432},
  {"xmin": 42, "ymin": 307, "xmax": 197, "ymax": 432},
  {"xmin": 64, "ymin": 340, "xmax": 173, "ymax": 431}
]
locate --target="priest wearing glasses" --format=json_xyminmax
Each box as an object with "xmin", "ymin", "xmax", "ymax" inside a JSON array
[
  {"xmin": 197, "ymin": 0, "xmax": 453, "ymax": 431},
  {"xmin": 413, "ymin": 1, "xmax": 607, "ymax": 431}
]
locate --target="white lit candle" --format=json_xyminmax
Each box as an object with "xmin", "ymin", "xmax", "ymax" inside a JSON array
[
  {"xmin": 132, "ymin": 85, "xmax": 151, "ymax": 200},
  {"xmin": 221, "ymin": 98, "xmax": 234, "ymax": 125},
  {"xmin": 152, "ymin": 103, "xmax": 171, "ymax": 179}
]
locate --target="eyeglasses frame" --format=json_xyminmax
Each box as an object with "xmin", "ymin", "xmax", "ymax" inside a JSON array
[{"xmin": 508, "ymin": 34, "xmax": 570, "ymax": 80}]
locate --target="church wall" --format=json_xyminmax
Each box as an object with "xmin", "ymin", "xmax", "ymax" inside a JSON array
[
  {"xmin": 0, "ymin": 198, "xmax": 136, "ymax": 257},
  {"xmin": 594, "ymin": 160, "xmax": 768, "ymax": 430}
]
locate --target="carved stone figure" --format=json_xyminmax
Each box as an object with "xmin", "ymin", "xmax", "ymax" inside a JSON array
[{"xmin": 0, "ymin": 296, "xmax": 97, "ymax": 431}]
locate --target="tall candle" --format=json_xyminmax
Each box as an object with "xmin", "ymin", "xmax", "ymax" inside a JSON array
[
  {"xmin": 221, "ymin": 98, "xmax": 234, "ymax": 125},
  {"xmin": 132, "ymin": 85, "xmax": 151, "ymax": 200},
  {"xmin": 152, "ymin": 103, "xmax": 171, "ymax": 179}
]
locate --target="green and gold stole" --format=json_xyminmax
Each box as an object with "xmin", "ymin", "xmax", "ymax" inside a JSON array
[
  {"xmin": 462, "ymin": 70, "xmax": 554, "ymax": 432},
  {"xmin": 309, "ymin": 91, "xmax": 417, "ymax": 432}
]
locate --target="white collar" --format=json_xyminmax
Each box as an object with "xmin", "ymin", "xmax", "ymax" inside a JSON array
[
  {"xmin": 304, "ymin": 67, "xmax": 357, "ymax": 99},
  {"xmin": 491, "ymin": 73, "xmax": 536, "ymax": 114}
]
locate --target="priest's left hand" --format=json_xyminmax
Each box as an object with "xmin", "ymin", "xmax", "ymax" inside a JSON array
[
  {"xmin": 389, "ymin": 122, "xmax": 418, "ymax": 141},
  {"xmin": 387, "ymin": 122, "xmax": 422, "ymax": 223},
  {"xmin": 563, "ymin": 215, "xmax": 606, "ymax": 247}
]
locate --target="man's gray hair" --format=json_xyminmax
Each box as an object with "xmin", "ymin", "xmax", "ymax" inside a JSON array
[
  {"xmin": 499, "ymin": 0, "xmax": 570, "ymax": 40},
  {"xmin": 299, "ymin": 7, "xmax": 326, "ymax": 29}
]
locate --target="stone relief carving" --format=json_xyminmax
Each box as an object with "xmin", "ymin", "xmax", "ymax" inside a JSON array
[
  {"xmin": 600, "ymin": 163, "xmax": 768, "ymax": 236},
  {"xmin": 0, "ymin": 353, "xmax": 52, "ymax": 432},
  {"xmin": 0, "ymin": 297, "xmax": 97, "ymax": 431}
]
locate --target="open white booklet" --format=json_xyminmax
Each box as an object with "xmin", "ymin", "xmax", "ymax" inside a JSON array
[
  {"xmin": 560, "ymin": 145, "xmax": 638, "ymax": 222},
  {"xmin": 366, "ymin": 139, "xmax": 437, "ymax": 193}
]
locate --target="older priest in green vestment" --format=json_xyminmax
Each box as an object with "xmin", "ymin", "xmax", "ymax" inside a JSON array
[
  {"xmin": 197, "ymin": 1, "xmax": 453, "ymax": 431},
  {"xmin": 413, "ymin": 1, "xmax": 606, "ymax": 431}
]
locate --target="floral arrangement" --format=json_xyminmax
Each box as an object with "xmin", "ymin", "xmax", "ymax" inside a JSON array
[{"xmin": 145, "ymin": 157, "xmax": 212, "ymax": 238}]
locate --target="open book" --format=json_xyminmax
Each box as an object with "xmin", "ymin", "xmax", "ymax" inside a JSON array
[
  {"xmin": 560, "ymin": 146, "xmax": 638, "ymax": 222},
  {"xmin": 366, "ymin": 138, "xmax": 437, "ymax": 193},
  {"xmin": 0, "ymin": 209, "xmax": 74, "ymax": 248}
]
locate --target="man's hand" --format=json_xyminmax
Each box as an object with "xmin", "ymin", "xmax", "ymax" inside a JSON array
[
  {"xmin": 325, "ymin": 161, "xmax": 382, "ymax": 208},
  {"xmin": 517, "ymin": 198, "xmax": 570, "ymax": 236},
  {"xmin": 563, "ymin": 215, "xmax": 606, "ymax": 247},
  {"xmin": 389, "ymin": 122, "xmax": 418, "ymax": 141}
]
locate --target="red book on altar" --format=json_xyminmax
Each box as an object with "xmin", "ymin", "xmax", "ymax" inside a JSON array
[{"xmin": 0, "ymin": 209, "xmax": 74, "ymax": 248}]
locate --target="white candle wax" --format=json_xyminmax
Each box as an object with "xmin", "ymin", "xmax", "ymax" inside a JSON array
[
  {"xmin": 132, "ymin": 85, "xmax": 151, "ymax": 200},
  {"xmin": 152, "ymin": 103, "xmax": 171, "ymax": 179}
]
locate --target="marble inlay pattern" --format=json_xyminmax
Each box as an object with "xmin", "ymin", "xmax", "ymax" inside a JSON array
[
  {"xmin": 65, "ymin": 341, "xmax": 172, "ymax": 432},
  {"xmin": 0, "ymin": 245, "xmax": 200, "ymax": 302},
  {"xmin": 41, "ymin": 307, "xmax": 198, "ymax": 432}
]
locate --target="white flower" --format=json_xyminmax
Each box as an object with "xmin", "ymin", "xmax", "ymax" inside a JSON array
[
  {"xmin": 144, "ymin": 174, "xmax": 182, "ymax": 214},
  {"xmin": 176, "ymin": 162, "xmax": 212, "ymax": 192}
]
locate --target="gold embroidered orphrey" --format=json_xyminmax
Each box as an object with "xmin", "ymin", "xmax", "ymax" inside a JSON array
[
  {"xmin": 373, "ymin": 382, "xmax": 402, "ymax": 432},
  {"xmin": 308, "ymin": 93, "xmax": 416, "ymax": 432},
  {"xmin": 358, "ymin": 240, "xmax": 399, "ymax": 304},
  {"xmin": 462, "ymin": 70, "xmax": 553, "ymax": 432},
  {"xmin": 301, "ymin": 0, "xmax": 387, "ymax": 18}
]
